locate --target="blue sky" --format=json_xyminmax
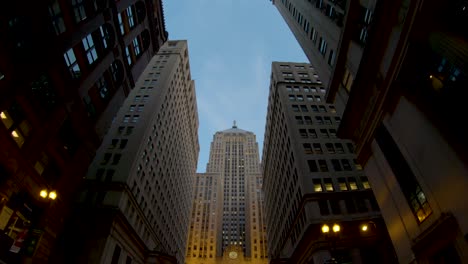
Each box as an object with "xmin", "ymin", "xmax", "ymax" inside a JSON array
[{"xmin": 164, "ymin": 0, "xmax": 308, "ymax": 172}]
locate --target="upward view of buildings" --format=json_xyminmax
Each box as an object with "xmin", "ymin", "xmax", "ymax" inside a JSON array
[
  {"xmin": 0, "ymin": 0, "xmax": 466, "ymax": 263},
  {"xmin": 186, "ymin": 124, "xmax": 268, "ymax": 264},
  {"xmin": 0, "ymin": 0, "xmax": 166, "ymax": 262}
]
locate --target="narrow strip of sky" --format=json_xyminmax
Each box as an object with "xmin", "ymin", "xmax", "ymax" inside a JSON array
[{"xmin": 164, "ymin": 0, "xmax": 308, "ymax": 172}]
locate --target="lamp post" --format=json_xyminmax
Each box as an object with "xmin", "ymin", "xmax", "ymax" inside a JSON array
[
  {"xmin": 321, "ymin": 224, "xmax": 340, "ymax": 264},
  {"xmin": 39, "ymin": 190, "xmax": 57, "ymax": 201}
]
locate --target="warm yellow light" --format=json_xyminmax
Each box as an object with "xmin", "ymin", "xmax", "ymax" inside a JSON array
[
  {"xmin": 321, "ymin": 224, "xmax": 329, "ymax": 233},
  {"xmin": 429, "ymin": 75, "xmax": 433, "ymax": 79},
  {"xmin": 11, "ymin": 131, "xmax": 19, "ymax": 138},
  {"xmin": 362, "ymin": 225, "xmax": 368, "ymax": 231},
  {"xmin": 0, "ymin": 112, "xmax": 6, "ymax": 119},
  {"xmin": 48, "ymin": 191, "xmax": 57, "ymax": 200},
  {"xmin": 40, "ymin": 190, "xmax": 48, "ymax": 198},
  {"xmin": 332, "ymin": 224, "xmax": 340, "ymax": 233}
]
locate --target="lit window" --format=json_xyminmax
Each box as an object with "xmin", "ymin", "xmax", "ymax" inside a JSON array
[
  {"xmin": 34, "ymin": 152, "xmax": 49, "ymax": 175},
  {"xmin": 129, "ymin": 105, "xmax": 135, "ymax": 112},
  {"xmin": 349, "ymin": 179, "xmax": 358, "ymax": 190},
  {"xmin": 82, "ymin": 34, "xmax": 98, "ymax": 64},
  {"xmin": 11, "ymin": 129, "xmax": 25, "ymax": 147},
  {"xmin": 96, "ymin": 77, "xmax": 108, "ymax": 99},
  {"xmin": 123, "ymin": 115, "xmax": 130, "ymax": 123},
  {"xmin": 319, "ymin": 37, "xmax": 328, "ymax": 55},
  {"xmin": 133, "ymin": 37, "xmax": 141, "ymax": 57},
  {"xmin": 131, "ymin": 115, "xmax": 139, "ymax": 123},
  {"xmin": 125, "ymin": 46, "xmax": 132, "ymax": 66},
  {"xmin": 127, "ymin": 6, "xmax": 135, "ymax": 28},
  {"xmin": 338, "ymin": 178, "xmax": 348, "ymax": 191},
  {"xmin": 361, "ymin": 177, "xmax": 371, "ymax": 189},
  {"xmin": 117, "ymin": 13, "xmax": 125, "ymax": 35},
  {"xmin": 71, "ymin": 0, "xmax": 86, "ymax": 23},
  {"xmin": 324, "ymin": 179, "xmax": 334, "ymax": 191},
  {"xmin": 1, "ymin": 111, "xmax": 13, "ymax": 129},
  {"xmin": 100, "ymin": 26, "xmax": 110, "ymax": 49},
  {"xmin": 313, "ymin": 179, "xmax": 322, "ymax": 192},
  {"xmin": 64, "ymin": 48, "xmax": 81, "ymax": 78},
  {"xmin": 48, "ymin": 0, "xmax": 66, "ymax": 35}
]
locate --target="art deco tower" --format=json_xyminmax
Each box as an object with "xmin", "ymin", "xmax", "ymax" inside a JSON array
[{"xmin": 186, "ymin": 123, "xmax": 268, "ymax": 264}]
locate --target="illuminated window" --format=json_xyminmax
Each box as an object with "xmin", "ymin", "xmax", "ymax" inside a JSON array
[
  {"xmin": 349, "ymin": 179, "xmax": 358, "ymax": 190},
  {"xmin": 126, "ymin": 6, "xmax": 135, "ymax": 28},
  {"xmin": 313, "ymin": 179, "xmax": 322, "ymax": 192},
  {"xmin": 64, "ymin": 48, "xmax": 81, "ymax": 78},
  {"xmin": 83, "ymin": 34, "xmax": 98, "ymax": 64},
  {"xmin": 117, "ymin": 13, "xmax": 125, "ymax": 35},
  {"xmin": 133, "ymin": 37, "xmax": 141, "ymax": 57},
  {"xmin": 100, "ymin": 26, "xmax": 110, "ymax": 49},
  {"xmin": 338, "ymin": 178, "xmax": 348, "ymax": 191},
  {"xmin": 324, "ymin": 178, "xmax": 334, "ymax": 191},
  {"xmin": 361, "ymin": 177, "xmax": 371, "ymax": 189},
  {"xmin": 125, "ymin": 46, "xmax": 132, "ymax": 66},
  {"xmin": 303, "ymin": 144, "xmax": 313, "ymax": 154}
]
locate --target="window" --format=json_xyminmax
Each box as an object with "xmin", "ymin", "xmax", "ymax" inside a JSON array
[
  {"xmin": 100, "ymin": 26, "xmax": 110, "ymax": 49},
  {"xmin": 361, "ymin": 177, "xmax": 371, "ymax": 189},
  {"xmin": 330, "ymin": 200, "xmax": 341, "ymax": 214},
  {"xmin": 375, "ymin": 125, "xmax": 432, "ymax": 223},
  {"xmin": 318, "ymin": 37, "xmax": 327, "ymax": 55},
  {"xmin": 129, "ymin": 105, "xmax": 135, "ymax": 112},
  {"xmin": 324, "ymin": 178, "xmax": 334, "ymax": 191},
  {"xmin": 71, "ymin": 0, "xmax": 86, "ymax": 23},
  {"xmin": 289, "ymin": 95, "xmax": 296, "ymax": 101},
  {"xmin": 311, "ymin": 28, "xmax": 318, "ymax": 44},
  {"xmin": 142, "ymin": 95, "xmax": 149, "ymax": 102},
  {"xmin": 315, "ymin": 116, "xmax": 323, "ymax": 125},
  {"xmin": 127, "ymin": 6, "xmax": 135, "ymax": 28},
  {"xmin": 328, "ymin": 49, "xmax": 335, "ymax": 66},
  {"xmin": 308, "ymin": 160, "xmax": 318, "ymax": 172},
  {"xmin": 297, "ymin": 95, "xmax": 304, "ymax": 101},
  {"xmin": 133, "ymin": 37, "xmax": 141, "ymax": 57},
  {"xmin": 308, "ymin": 129, "xmax": 317, "ymax": 138},
  {"xmin": 101, "ymin": 153, "xmax": 111, "ymax": 165},
  {"xmin": 320, "ymin": 129, "xmax": 329, "ymax": 138},
  {"xmin": 319, "ymin": 105, "xmax": 327, "ymax": 112},
  {"xmin": 300, "ymin": 105, "xmax": 308, "ymax": 112},
  {"xmin": 315, "ymin": 95, "xmax": 322, "ymax": 102},
  {"xmin": 303, "ymin": 144, "xmax": 313, "ymax": 154},
  {"xmin": 329, "ymin": 129, "xmax": 337, "ymax": 138},
  {"xmin": 326, "ymin": 143, "xmax": 335, "ymax": 154},
  {"xmin": 1, "ymin": 105, "xmax": 31, "ymax": 148},
  {"xmin": 292, "ymin": 105, "xmax": 300, "ymax": 112},
  {"xmin": 134, "ymin": 96, "xmax": 141, "ymax": 102},
  {"xmin": 354, "ymin": 159, "xmax": 363, "ymax": 170},
  {"xmin": 331, "ymin": 159, "xmax": 341, "ymax": 171},
  {"xmin": 335, "ymin": 117, "xmax": 341, "ymax": 123},
  {"xmin": 299, "ymin": 129, "xmax": 307, "ymax": 138},
  {"xmin": 125, "ymin": 47, "xmax": 132, "ymax": 66},
  {"xmin": 318, "ymin": 200, "xmax": 329, "ymax": 215},
  {"xmin": 96, "ymin": 77, "xmax": 109, "ymax": 99},
  {"xmin": 342, "ymin": 159, "xmax": 352, "ymax": 171},
  {"xmin": 335, "ymin": 143, "xmax": 345, "ymax": 153},
  {"xmin": 306, "ymin": 95, "xmax": 314, "ymax": 101},
  {"xmin": 324, "ymin": 116, "xmax": 332, "ymax": 125},
  {"xmin": 295, "ymin": 116, "xmax": 303, "ymax": 125},
  {"xmin": 304, "ymin": 116, "xmax": 312, "ymax": 125},
  {"xmin": 137, "ymin": 105, "xmax": 144, "ymax": 112},
  {"xmin": 347, "ymin": 143, "xmax": 355, "ymax": 153},
  {"xmin": 120, "ymin": 139, "xmax": 128, "ymax": 149},
  {"xmin": 111, "ymin": 245, "xmax": 121, "ymax": 264},
  {"xmin": 348, "ymin": 178, "xmax": 358, "ymax": 190},
  {"xmin": 117, "ymin": 13, "xmax": 125, "ymax": 35},
  {"xmin": 126, "ymin": 127, "xmax": 134, "ymax": 135},
  {"xmin": 313, "ymin": 179, "xmax": 322, "ymax": 192},
  {"xmin": 313, "ymin": 143, "xmax": 323, "ymax": 154},
  {"xmin": 301, "ymin": 79, "xmax": 312, "ymax": 84},
  {"xmin": 131, "ymin": 115, "xmax": 139, "ymax": 123},
  {"xmin": 123, "ymin": 115, "xmax": 130, "ymax": 123},
  {"xmin": 282, "ymin": 72, "xmax": 293, "ymax": 77},
  {"xmin": 64, "ymin": 48, "xmax": 81, "ymax": 78},
  {"xmin": 48, "ymin": 0, "xmax": 66, "ymax": 35},
  {"xmin": 338, "ymin": 178, "xmax": 348, "ymax": 191},
  {"xmin": 329, "ymin": 105, "xmax": 336, "ymax": 113},
  {"xmin": 286, "ymin": 86, "xmax": 292, "ymax": 92},
  {"xmin": 311, "ymin": 105, "xmax": 319, "ymax": 112},
  {"xmin": 318, "ymin": 160, "xmax": 328, "ymax": 172},
  {"xmin": 112, "ymin": 154, "xmax": 121, "ymax": 165},
  {"xmin": 82, "ymin": 34, "xmax": 98, "ymax": 64}
]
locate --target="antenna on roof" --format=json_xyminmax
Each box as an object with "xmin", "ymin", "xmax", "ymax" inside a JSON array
[{"xmin": 233, "ymin": 120, "xmax": 237, "ymax": 128}]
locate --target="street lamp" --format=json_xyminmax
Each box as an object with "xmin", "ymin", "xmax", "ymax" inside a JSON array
[
  {"xmin": 39, "ymin": 189, "xmax": 58, "ymax": 200},
  {"xmin": 361, "ymin": 224, "xmax": 368, "ymax": 232},
  {"xmin": 322, "ymin": 224, "xmax": 330, "ymax": 233},
  {"xmin": 332, "ymin": 224, "xmax": 340, "ymax": 233}
]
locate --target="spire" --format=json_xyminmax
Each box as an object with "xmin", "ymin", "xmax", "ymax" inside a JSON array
[{"xmin": 233, "ymin": 120, "xmax": 237, "ymax": 128}]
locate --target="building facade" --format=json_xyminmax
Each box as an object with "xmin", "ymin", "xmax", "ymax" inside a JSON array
[
  {"xmin": 269, "ymin": 0, "xmax": 379, "ymax": 113},
  {"xmin": 54, "ymin": 40, "xmax": 198, "ymax": 264},
  {"xmin": 337, "ymin": 0, "xmax": 468, "ymax": 262},
  {"xmin": 0, "ymin": 0, "xmax": 166, "ymax": 262},
  {"xmin": 262, "ymin": 62, "xmax": 395, "ymax": 264},
  {"xmin": 186, "ymin": 124, "xmax": 268, "ymax": 264}
]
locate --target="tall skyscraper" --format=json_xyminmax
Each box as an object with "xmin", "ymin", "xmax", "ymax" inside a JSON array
[
  {"xmin": 262, "ymin": 62, "xmax": 395, "ymax": 264},
  {"xmin": 56, "ymin": 40, "xmax": 198, "ymax": 264},
  {"xmin": 337, "ymin": 0, "xmax": 468, "ymax": 262},
  {"xmin": 0, "ymin": 0, "xmax": 166, "ymax": 262},
  {"xmin": 186, "ymin": 124, "xmax": 268, "ymax": 264},
  {"xmin": 269, "ymin": 0, "xmax": 379, "ymax": 112}
]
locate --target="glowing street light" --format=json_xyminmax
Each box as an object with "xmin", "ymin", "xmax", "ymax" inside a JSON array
[
  {"xmin": 321, "ymin": 224, "xmax": 330, "ymax": 233},
  {"xmin": 48, "ymin": 191, "xmax": 57, "ymax": 200},
  {"xmin": 332, "ymin": 224, "xmax": 340, "ymax": 233},
  {"xmin": 361, "ymin": 224, "xmax": 368, "ymax": 231},
  {"xmin": 40, "ymin": 190, "xmax": 48, "ymax": 198}
]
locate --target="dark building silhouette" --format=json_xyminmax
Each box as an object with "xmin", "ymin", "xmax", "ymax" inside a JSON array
[{"xmin": 0, "ymin": 0, "xmax": 167, "ymax": 262}]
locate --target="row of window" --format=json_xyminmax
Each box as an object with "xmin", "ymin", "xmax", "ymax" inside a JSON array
[
  {"xmin": 289, "ymin": 94, "xmax": 322, "ymax": 102},
  {"xmin": 307, "ymin": 158, "xmax": 360, "ymax": 172},
  {"xmin": 313, "ymin": 176, "xmax": 370, "ymax": 192},
  {"xmin": 292, "ymin": 104, "xmax": 336, "ymax": 113},
  {"xmin": 300, "ymin": 128, "xmax": 338, "ymax": 139},
  {"xmin": 295, "ymin": 115, "xmax": 341, "ymax": 125},
  {"xmin": 303, "ymin": 142, "xmax": 353, "ymax": 155},
  {"xmin": 286, "ymin": 85, "xmax": 326, "ymax": 93}
]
